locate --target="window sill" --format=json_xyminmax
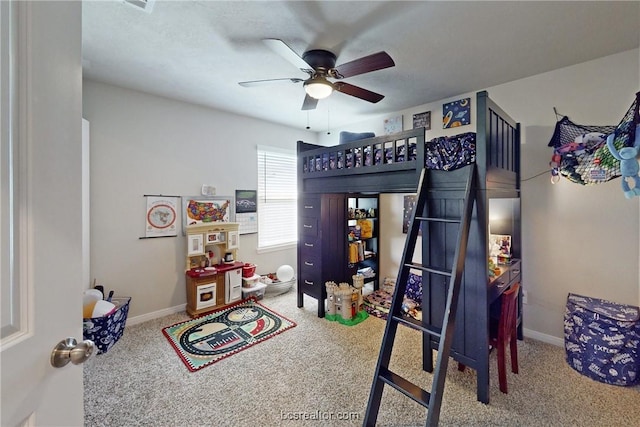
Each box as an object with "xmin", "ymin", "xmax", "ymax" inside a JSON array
[{"xmin": 256, "ymin": 242, "xmax": 297, "ymax": 254}]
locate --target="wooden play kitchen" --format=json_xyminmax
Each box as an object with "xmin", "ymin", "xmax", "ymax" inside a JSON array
[{"xmin": 184, "ymin": 222, "xmax": 243, "ymax": 317}]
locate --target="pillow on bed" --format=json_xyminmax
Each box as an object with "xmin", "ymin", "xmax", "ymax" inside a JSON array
[{"xmin": 339, "ymin": 131, "xmax": 375, "ymax": 144}]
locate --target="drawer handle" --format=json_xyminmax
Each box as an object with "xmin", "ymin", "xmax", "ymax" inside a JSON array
[
  {"xmin": 304, "ymin": 280, "xmax": 313, "ymax": 285},
  {"xmin": 304, "ymin": 205, "xmax": 314, "ymax": 209},
  {"xmin": 303, "ymin": 224, "xmax": 312, "ymax": 228},
  {"xmin": 304, "ymin": 261, "xmax": 314, "ymax": 266},
  {"xmin": 304, "ymin": 243, "xmax": 314, "ymax": 247},
  {"xmin": 512, "ymin": 269, "xmax": 520, "ymax": 275},
  {"xmin": 497, "ymin": 280, "xmax": 507, "ymax": 288}
]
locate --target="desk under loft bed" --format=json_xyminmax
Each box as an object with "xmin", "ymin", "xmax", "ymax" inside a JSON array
[{"xmin": 296, "ymin": 90, "xmax": 521, "ymax": 404}]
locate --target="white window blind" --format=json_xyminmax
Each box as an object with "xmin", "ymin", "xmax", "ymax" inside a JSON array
[{"xmin": 257, "ymin": 145, "xmax": 297, "ymax": 250}]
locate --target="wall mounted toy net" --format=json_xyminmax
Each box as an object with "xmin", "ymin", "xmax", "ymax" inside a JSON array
[{"xmin": 548, "ymin": 92, "xmax": 640, "ymax": 185}]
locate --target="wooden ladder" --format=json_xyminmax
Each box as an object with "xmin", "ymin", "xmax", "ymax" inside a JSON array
[{"xmin": 363, "ymin": 164, "xmax": 476, "ymax": 427}]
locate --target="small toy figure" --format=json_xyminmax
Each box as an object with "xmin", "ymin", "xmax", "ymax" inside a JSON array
[{"xmin": 606, "ymin": 127, "xmax": 640, "ymax": 199}]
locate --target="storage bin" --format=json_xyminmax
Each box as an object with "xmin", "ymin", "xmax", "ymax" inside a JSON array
[
  {"xmin": 564, "ymin": 293, "xmax": 640, "ymax": 386},
  {"xmin": 241, "ymin": 282, "xmax": 267, "ymax": 300},
  {"xmin": 83, "ymin": 297, "xmax": 131, "ymax": 354}
]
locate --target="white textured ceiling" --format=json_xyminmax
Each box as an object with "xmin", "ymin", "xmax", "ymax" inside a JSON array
[{"xmin": 82, "ymin": 1, "xmax": 640, "ymax": 131}]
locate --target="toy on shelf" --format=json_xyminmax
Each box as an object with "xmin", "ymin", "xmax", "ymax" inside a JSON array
[{"xmin": 488, "ymin": 257, "xmax": 501, "ymax": 279}]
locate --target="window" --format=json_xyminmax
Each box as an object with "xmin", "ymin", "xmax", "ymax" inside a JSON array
[{"xmin": 257, "ymin": 146, "xmax": 297, "ymax": 250}]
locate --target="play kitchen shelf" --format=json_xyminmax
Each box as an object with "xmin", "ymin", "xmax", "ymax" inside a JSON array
[{"xmin": 185, "ymin": 222, "xmax": 240, "ymax": 271}]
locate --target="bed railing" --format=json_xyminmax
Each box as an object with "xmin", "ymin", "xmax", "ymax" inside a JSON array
[
  {"xmin": 300, "ymin": 128, "xmax": 426, "ymax": 178},
  {"xmin": 298, "ymin": 91, "xmax": 520, "ymax": 194},
  {"xmin": 298, "ymin": 128, "xmax": 426, "ymax": 193}
]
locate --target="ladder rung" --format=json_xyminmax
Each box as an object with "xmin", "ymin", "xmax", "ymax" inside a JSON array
[
  {"xmin": 415, "ymin": 216, "xmax": 461, "ymax": 224},
  {"xmin": 391, "ymin": 314, "xmax": 442, "ymax": 338},
  {"xmin": 404, "ymin": 262, "xmax": 452, "ymax": 277},
  {"xmin": 379, "ymin": 367, "xmax": 431, "ymax": 408}
]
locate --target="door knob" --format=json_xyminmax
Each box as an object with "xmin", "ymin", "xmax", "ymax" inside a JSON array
[{"xmin": 50, "ymin": 337, "xmax": 95, "ymax": 368}]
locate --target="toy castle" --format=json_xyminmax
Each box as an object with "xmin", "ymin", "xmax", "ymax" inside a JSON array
[{"xmin": 325, "ymin": 275, "xmax": 368, "ymax": 325}]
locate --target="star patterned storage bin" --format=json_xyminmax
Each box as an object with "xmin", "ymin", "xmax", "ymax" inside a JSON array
[
  {"xmin": 564, "ymin": 293, "xmax": 640, "ymax": 386},
  {"xmin": 83, "ymin": 297, "xmax": 131, "ymax": 354}
]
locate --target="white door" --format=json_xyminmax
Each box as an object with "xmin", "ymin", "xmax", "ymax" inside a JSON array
[{"xmin": 1, "ymin": 2, "xmax": 84, "ymax": 426}]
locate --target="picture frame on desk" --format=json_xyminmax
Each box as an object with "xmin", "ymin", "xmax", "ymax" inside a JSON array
[{"xmin": 489, "ymin": 234, "xmax": 511, "ymax": 261}]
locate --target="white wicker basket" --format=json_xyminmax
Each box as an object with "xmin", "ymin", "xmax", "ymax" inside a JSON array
[{"xmin": 264, "ymin": 277, "xmax": 295, "ymax": 296}]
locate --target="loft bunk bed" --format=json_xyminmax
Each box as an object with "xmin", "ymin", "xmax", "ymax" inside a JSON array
[{"xmin": 296, "ymin": 90, "xmax": 521, "ymax": 404}]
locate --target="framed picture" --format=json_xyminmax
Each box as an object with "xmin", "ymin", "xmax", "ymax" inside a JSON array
[
  {"xmin": 235, "ymin": 190, "xmax": 257, "ymax": 214},
  {"xmin": 412, "ymin": 111, "xmax": 431, "ymax": 130},
  {"xmin": 227, "ymin": 230, "xmax": 239, "ymax": 250},
  {"xmin": 144, "ymin": 195, "xmax": 179, "ymax": 238},
  {"xmin": 443, "ymin": 97, "xmax": 471, "ymax": 129},
  {"xmin": 183, "ymin": 196, "xmax": 234, "ymax": 230},
  {"xmin": 206, "ymin": 232, "xmax": 223, "ymax": 243},
  {"xmin": 187, "ymin": 234, "xmax": 204, "ymax": 255},
  {"xmin": 384, "ymin": 115, "xmax": 403, "ymax": 134},
  {"xmin": 489, "ymin": 234, "xmax": 511, "ymax": 258}
]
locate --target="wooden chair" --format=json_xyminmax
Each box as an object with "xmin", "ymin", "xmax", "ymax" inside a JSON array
[{"xmin": 458, "ymin": 282, "xmax": 520, "ymax": 394}]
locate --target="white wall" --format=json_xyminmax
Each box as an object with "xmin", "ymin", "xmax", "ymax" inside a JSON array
[
  {"xmin": 82, "ymin": 81, "xmax": 316, "ymax": 317},
  {"xmin": 319, "ymin": 49, "xmax": 640, "ymax": 340}
]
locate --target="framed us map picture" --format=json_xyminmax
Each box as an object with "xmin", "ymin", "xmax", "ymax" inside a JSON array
[{"xmin": 183, "ymin": 196, "xmax": 234, "ymax": 232}]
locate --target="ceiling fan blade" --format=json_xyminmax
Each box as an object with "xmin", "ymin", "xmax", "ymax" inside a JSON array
[
  {"xmin": 263, "ymin": 38, "xmax": 313, "ymax": 73},
  {"xmin": 301, "ymin": 94, "xmax": 318, "ymax": 111},
  {"xmin": 333, "ymin": 51, "xmax": 395, "ymax": 79},
  {"xmin": 238, "ymin": 78, "xmax": 304, "ymax": 87},
  {"xmin": 334, "ymin": 82, "xmax": 384, "ymax": 103}
]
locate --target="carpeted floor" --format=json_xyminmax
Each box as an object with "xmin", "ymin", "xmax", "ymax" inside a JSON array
[{"xmin": 84, "ymin": 286, "xmax": 640, "ymax": 426}]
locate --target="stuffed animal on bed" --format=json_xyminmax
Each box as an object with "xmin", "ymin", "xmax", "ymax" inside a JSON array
[{"xmin": 606, "ymin": 126, "xmax": 640, "ymax": 199}]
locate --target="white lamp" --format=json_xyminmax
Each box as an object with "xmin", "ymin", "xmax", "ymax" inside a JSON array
[{"xmin": 304, "ymin": 77, "xmax": 333, "ymax": 99}]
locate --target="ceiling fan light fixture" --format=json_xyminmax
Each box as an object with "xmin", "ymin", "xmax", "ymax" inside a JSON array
[{"xmin": 304, "ymin": 77, "xmax": 333, "ymax": 100}]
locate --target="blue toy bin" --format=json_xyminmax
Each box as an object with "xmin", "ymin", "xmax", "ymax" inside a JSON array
[
  {"xmin": 564, "ymin": 293, "xmax": 640, "ymax": 386},
  {"xmin": 83, "ymin": 297, "xmax": 131, "ymax": 354}
]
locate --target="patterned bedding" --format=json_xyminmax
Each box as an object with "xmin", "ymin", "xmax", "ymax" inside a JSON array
[
  {"xmin": 364, "ymin": 273, "xmax": 423, "ymax": 321},
  {"xmin": 303, "ymin": 132, "xmax": 476, "ymax": 173},
  {"xmin": 387, "ymin": 132, "xmax": 476, "ymax": 171},
  {"xmin": 425, "ymin": 132, "xmax": 476, "ymax": 171}
]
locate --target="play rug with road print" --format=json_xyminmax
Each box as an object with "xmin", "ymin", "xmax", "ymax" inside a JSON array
[{"xmin": 162, "ymin": 297, "xmax": 296, "ymax": 372}]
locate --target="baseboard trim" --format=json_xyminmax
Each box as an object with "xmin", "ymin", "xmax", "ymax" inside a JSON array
[
  {"xmin": 125, "ymin": 305, "xmax": 565, "ymax": 347},
  {"xmin": 523, "ymin": 328, "xmax": 563, "ymax": 347},
  {"xmin": 126, "ymin": 304, "xmax": 186, "ymax": 326}
]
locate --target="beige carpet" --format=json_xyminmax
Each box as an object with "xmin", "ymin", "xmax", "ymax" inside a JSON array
[{"xmin": 84, "ymin": 287, "xmax": 640, "ymax": 426}]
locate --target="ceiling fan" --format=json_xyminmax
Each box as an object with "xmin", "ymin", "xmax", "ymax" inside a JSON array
[{"xmin": 238, "ymin": 39, "xmax": 395, "ymax": 111}]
